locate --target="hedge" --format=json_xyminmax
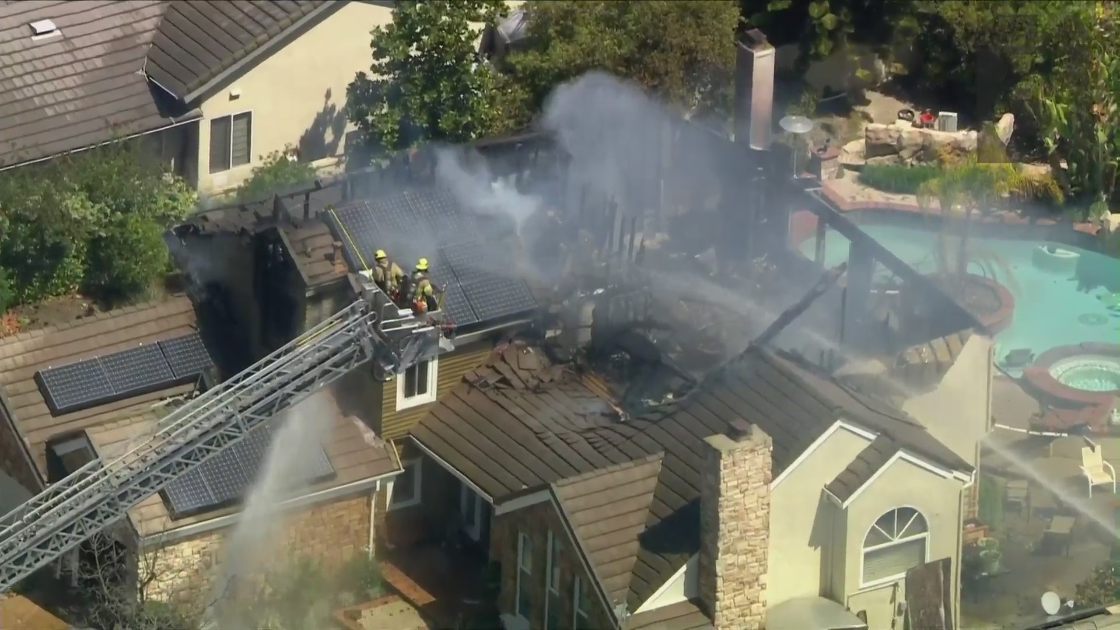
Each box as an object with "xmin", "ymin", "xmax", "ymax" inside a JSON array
[{"xmin": 859, "ymin": 164, "xmax": 942, "ymax": 195}]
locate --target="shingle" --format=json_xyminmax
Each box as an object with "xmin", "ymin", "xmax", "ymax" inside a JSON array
[{"xmin": 825, "ymin": 435, "xmax": 899, "ymax": 502}]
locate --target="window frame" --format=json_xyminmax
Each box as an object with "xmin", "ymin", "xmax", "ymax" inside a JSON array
[
  {"xmin": 859, "ymin": 506, "xmax": 930, "ymax": 589},
  {"xmin": 545, "ymin": 530, "xmax": 563, "ymax": 629},
  {"xmin": 573, "ymin": 574, "xmax": 591, "ymax": 630},
  {"xmin": 516, "ymin": 531, "xmax": 533, "ymax": 624},
  {"xmin": 459, "ymin": 482, "xmax": 484, "ymax": 541},
  {"xmin": 387, "ymin": 458, "xmax": 422, "ymax": 511},
  {"xmin": 396, "ymin": 357, "xmax": 438, "ymax": 410},
  {"xmin": 208, "ymin": 110, "xmax": 253, "ymax": 174}
]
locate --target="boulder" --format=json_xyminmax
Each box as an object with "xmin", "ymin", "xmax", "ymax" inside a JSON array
[
  {"xmin": 996, "ymin": 113, "xmax": 1015, "ymax": 145},
  {"xmin": 839, "ymin": 139, "xmax": 866, "ymax": 168},
  {"xmin": 864, "ymin": 123, "xmax": 978, "ymax": 165}
]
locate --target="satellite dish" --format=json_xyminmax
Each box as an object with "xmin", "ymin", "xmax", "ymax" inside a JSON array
[
  {"xmin": 1041, "ymin": 591, "xmax": 1062, "ymax": 616},
  {"xmin": 779, "ymin": 115, "xmax": 815, "ymax": 135}
]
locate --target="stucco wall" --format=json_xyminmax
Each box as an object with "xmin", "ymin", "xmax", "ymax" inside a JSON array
[
  {"xmin": 769, "ymin": 425, "xmax": 869, "ymax": 605},
  {"xmin": 142, "ymin": 492, "xmax": 373, "ymax": 606},
  {"xmin": 195, "ymin": 2, "xmax": 395, "ymax": 194},
  {"xmin": 492, "ymin": 500, "xmax": 615, "ymax": 630},
  {"xmin": 843, "ymin": 458, "xmax": 963, "ymax": 630}
]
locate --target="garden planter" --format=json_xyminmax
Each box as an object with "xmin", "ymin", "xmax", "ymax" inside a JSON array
[{"xmin": 979, "ymin": 549, "xmax": 1003, "ymax": 574}]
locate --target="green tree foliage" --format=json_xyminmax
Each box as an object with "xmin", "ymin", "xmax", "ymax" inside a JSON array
[
  {"xmin": 0, "ymin": 145, "xmax": 195, "ymax": 307},
  {"xmin": 235, "ymin": 147, "xmax": 319, "ymax": 202},
  {"xmin": 345, "ymin": 0, "xmax": 508, "ymax": 155},
  {"xmin": 500, "ymin": 1, "xmax": 739, "ymax": 126}
]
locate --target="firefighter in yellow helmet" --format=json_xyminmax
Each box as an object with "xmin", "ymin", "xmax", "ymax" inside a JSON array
[
  {"xmin": 371, "ymin": 249, "xmax": 404, "ymax": 299},
  {"xmin": 410, "ymin": 257, "xmax": 440, "ymax": 314}
]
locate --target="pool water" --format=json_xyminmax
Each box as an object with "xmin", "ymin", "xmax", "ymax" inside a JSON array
[
  {"xmin": 799, "ymin": 224, "xmax": 1120, "ymax": 371},
  {"xmin": 1052, "ymin": 361, "xmax": 1120, "ymax": 392}
]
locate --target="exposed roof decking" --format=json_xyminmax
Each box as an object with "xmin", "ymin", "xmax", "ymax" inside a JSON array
[
  {"xmin": 0, "ymin": 0, "xmax": 176, "ymax": 167},
  {"xmin": 554, "ymin": 454, "xmax": 662, "ymax": 606},
  {"xmin": 0, "ymin": 296, "xmax": 200, "ymax": 473}
]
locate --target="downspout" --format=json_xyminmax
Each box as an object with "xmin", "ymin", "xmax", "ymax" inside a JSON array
[{"xmin": 369, "ymin": 480, "xmax": 379, "ymax": 560}]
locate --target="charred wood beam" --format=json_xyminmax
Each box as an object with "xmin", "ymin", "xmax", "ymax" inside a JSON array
[{"xmin": 749, "ymin": 261, "xmax": 848, "ymax": 349}]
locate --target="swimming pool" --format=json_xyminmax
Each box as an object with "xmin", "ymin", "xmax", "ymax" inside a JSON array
[{"xmin": 799, "ymin": 224, "xmax": 1120, "ymax": 371}]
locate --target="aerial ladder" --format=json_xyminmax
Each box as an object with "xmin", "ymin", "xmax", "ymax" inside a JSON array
[{"xmin": 0, "ymin": 274, "xmax": 451, "ymax": 592}]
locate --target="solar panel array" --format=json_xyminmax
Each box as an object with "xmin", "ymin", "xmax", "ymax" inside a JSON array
[
  {"xmin": 325, "ymin": 186, "xmax": 537, "ymax": 327},
  {"xmin": 162, "ymin": 421, "xmax": 336, "ymax": 517},
  {"xmin": 35, "ymin": 332, "xmax": 215, "ymax": 416}
]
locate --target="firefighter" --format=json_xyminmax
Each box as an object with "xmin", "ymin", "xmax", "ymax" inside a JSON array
[
  {"xmin": 410, "ymin": 257, "xmax": 440, "ymax": 314},
  {"xmin": 371, "ymin": 250, "xmax": 404, "ymax": 299}
]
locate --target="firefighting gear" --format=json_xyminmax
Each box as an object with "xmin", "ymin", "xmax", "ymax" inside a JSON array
[
  {"xmin": 375, "ymin": 250, "xmax": 388, "ymax": 261},
  {"xmin": 411, "ymin": 268, "xmax": 438, "ymax": 315},
  {"xmin": 416, "ymin": 257, "xmax": 430, "ymax": 272},
  {"xmin": 372, "ymin": 256, "xmax": 404, "ymax": 296}
]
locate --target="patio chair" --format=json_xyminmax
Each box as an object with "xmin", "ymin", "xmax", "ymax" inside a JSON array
[{"xmin": 1080, "ymin": 445, "xmax": 1117, "ymax": 498}]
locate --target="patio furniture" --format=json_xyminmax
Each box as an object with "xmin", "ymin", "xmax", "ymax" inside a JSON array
[
  {"xmin": 1004, "ymin": 479, "xmax": 1031, "ymax": 521},
  {"xmin": 1044, "ymin": 515, "xmax": 1076, "ymax": 557},
  {"xmin": 1080, "ymin": 445, "xmax": 1117, "ymax": 497}
]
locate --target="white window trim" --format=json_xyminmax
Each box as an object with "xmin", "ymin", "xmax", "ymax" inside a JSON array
[
  {"xmin": 387, "ymin": 458, "xmax": 422, "ymax": 511},
  {"xmin": 460, "ymin": 483, "xmax": 484, "ymax": 541},
  {"xmin": 573, "ymin": 575, "xmax": 591, "ymax": 628},
  {"xmin": 396, "ymin": 357, "xmax": 438, "ymax": 411},
  {"xmin": 545, "ymin": 530, "xmax": 562, "ymax": 629},
  {"xmin": 858, "ymin": 506, "xmax": 930, "ymax": 589},
  {"xmin": 208, "ymin": 110, "xmax": 254, "ymax": 174},
  {"xmin": 515, "ymin": 531, "xmax": 532, "ymax": 625}
]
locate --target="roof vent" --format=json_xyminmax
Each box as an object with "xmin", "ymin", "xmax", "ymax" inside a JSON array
[
  {"xmin": 30, "ymin": 19, "xmax": 59, "ymax": 39},
  {"xmin": 727, "ymin": 419, "xmax": 754, "ymax": 441}
]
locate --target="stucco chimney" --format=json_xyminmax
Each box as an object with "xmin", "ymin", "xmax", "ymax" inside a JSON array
[
  {"xmin": 698, "ymin": 419, "xmax": 772, "ymax": 630},
  {"xmin": 733, "ymin": 29, "xmax": 776, "ymax": 150}
]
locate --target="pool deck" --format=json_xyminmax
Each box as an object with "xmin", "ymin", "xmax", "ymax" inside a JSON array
[{"xmin": 790, "ymin": 178, "xmax": 1100, "ymax": 248}]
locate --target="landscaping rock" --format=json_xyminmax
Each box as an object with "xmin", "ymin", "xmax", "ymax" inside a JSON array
[
  {"xmin": 863, "ymin": 123, "xmax": 978, "ymax": 165},
  {"xmin": 996, "ymin": 113, "xmax": 1015, "ymax": 145},
  {"xmin": 839, "ymin": 139, "xmax": 866, "ymax": 168}
]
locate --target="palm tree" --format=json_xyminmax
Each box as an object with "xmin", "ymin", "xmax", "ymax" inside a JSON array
[{"xmin": 916, "ymin": 128, "xmax": 1063, "ymax": 297}]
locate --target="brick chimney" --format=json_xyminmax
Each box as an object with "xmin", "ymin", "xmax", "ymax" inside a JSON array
[
  {"xmin": 733, "ymin": 29, "xmax": 776, "ymax": 150},
  {"xmin": 698, "ymin": 419, "xmax": 772, "ymax": 630}
]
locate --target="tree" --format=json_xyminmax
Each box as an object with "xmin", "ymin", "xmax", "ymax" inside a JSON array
[
  {"xmin": 345, "ymin": 0, "xmax": 508, "ymax": 156},
  {"xmin": 1020, "ymin": 5, "xmax": 1120, "ymax": 219},
  {"xmin": 499, "ymin": 1, "xmax": 739, "ymax": 126},
  {"xmin": 235, "ymin": 147, "xmax": 319, "ymax": 202},
  {"xmin": 917, "ymin": 137, "xmax": 1062, "ymax": 295},
  {"xmin": 0, "ymin": 144, "xmax": 195, "ymax": 306}
]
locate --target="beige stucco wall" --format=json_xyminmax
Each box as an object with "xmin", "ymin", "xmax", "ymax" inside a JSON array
[
  {"xmin": 195, "ymin": 2, "xmax": 395, "ymax": 195},
  {"xmin": 843, "ymin": 458, "xmax": 963, "ymax": 630},
  {"xmin": 768, "ymin": 425, "xmax": 869, "ymax": 605},
  {"xmin": 141, "ymin": 492, "xmax": 373, "ymax": 607}
]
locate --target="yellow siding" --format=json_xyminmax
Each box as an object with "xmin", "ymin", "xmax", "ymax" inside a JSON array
[{"xmin": 380, "ymin": 342, "xmax": 494, "ymax": 440}]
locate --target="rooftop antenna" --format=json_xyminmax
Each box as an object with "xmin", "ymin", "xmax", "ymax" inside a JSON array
[
  {"xmin": 1041, "ymin": 591, "xmax": 1074, "ymax": 617},
  {"xmin": 779, "ymin": 115, "xmax": 814, "ymax": 179}
]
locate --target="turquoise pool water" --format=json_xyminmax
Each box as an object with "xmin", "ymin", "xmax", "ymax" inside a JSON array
[{"xmin": 799, "ymin": 224, "xmax": 1120, "ymax": 369}]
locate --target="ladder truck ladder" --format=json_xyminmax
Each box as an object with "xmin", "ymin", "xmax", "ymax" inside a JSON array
[{"xmin": 0, "ymin": 277, "xmax": 446, "ymax": 592}]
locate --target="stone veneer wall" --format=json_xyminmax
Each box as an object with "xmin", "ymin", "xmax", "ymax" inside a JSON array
[
  {"xmin": 698, "ymin": 424, "xmax": 772, "ymax": 630},
  {"xmin": 491, "ymin": 501, "xmax": 615, "ymax": 630},
  {"xmin": 142, "ymin": 492, "xmax": 373, "ymax": 606}
]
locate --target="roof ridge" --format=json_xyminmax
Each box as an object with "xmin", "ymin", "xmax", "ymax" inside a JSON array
[{"xmin": 554, "ymin": 452, "xmax": 663, "ymax": 487}]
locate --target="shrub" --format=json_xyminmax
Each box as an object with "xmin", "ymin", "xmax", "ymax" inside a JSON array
[
  {"xmin": 235, "ymin": 147, "xmax": 318, "ymax": 203},
  {"xmin": 859, "ymin": 164, "xmax": 942, "ymax": 194}
]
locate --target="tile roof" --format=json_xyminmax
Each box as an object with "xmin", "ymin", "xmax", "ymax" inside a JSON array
[
  {"xmin": 0, "ymin": 1, "xmax": 336, "ymax": 168},
  {"xmin": 622, "ymin": 599, "xmax": 713, "ymax": 630},
  {"xmin": 86, "ymin": 374, "xmax": 401, "ymax": 538},
  {"xmin": 554, "ymin": 455, "xmax": 662, "ymax": 608},
  {"xmin": 0, "ymin": 296, "xmax": 200, "ymax": 474},
  {"xmin": 825, "ymin": 434, "xmax": 899, "ymax": 502},
  {"xmin": 0, "ymin": 1, "xmax": 181, "ymax": 168},
  {"xmin": 411, "ymin": 340, "xmax": 971, "ymax": 614}
]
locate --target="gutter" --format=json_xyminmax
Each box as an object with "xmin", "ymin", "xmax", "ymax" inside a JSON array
[
  {"xmin": 0, "ymin": 109, "xmax": 203, "ymax": 173},
  {"xmin": 181, "ymin": 1, "xmax": 342, "ymax": 105}
]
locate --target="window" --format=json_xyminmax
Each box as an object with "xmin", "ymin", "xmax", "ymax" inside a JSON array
[
  {"xmin": 516, "ymin": 532, "xmax": 533, "ymax": 622},
  {"xmin": 573, "ymin": 575, "xmax": 591, "ymax": 630},
  {"xmin": 861, "ymin": 507, "xmax": 929, "ymax": 586},
  {"xmin": 388, "ymin": 458, "xmax": 422, "ymax": 510},
  {"xmin": 545, "ymin": 530, "xmax": 563, "ymax": 629},
  {"xmin": 209, "ymin": 111, "xmax": 252, "ymax": 173},
  {"xmin": 396, "ymin": 358, "xmax": 438, "ymax": 410}
]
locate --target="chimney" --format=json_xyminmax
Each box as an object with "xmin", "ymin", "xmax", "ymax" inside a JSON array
[
  {"xmin": 733, "ymin": 29, "xmax": 776, "ymax": 150},
  {"xmin": 698, "ymin": 419, "xmax": 772, "ymax": 630},
  {"xmin": 331, "ymin": 241, "xmax": 346, "ymax": 273}
]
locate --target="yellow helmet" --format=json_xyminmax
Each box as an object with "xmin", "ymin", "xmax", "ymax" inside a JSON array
[
  {"xmin": 374, "ymin": 249, "xmax": 387, "ymax": 261},
  {"xmin": 416, "ymin": 257, "xmax": 429, "ymax": 271}
]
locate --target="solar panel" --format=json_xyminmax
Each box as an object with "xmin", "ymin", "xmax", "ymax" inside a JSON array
[
  {"xmin": 405, "ymin": 187, "xmax": 460, "ymax": 228},
  {"xmin": 439, "ymin": 282, "xmax": 480, "ymax": 326},
  {"xmin": 327, "ymin": 202, "xmax": 382, "ymax": 270},
  {"xmin": 204, "ymin": 434, "xmax": 264, "ymax": 504},
  {"xmin": 462, "ymin": 276, "xmax": 538, "ymax": 322},
  {"xmin": 37, "ymin": 361, "xmax": 114, "ymax": 415},
  {"xmin": 439, "ymin": 242, "xmax": 490, "ymax": 284},
  {"xmin": 426, "ymin": 250, "xmax": 457, "ymax": 287},
  {"xmin": 158, "ymin": 333, "xmax": 214, "ymax": 380},
  {"xmin": 99, "ymin": 343, "xmax": 175, "ymax": 396},
  {"xmin": 162, "ymin": 468, "xmax": 215, "ymax": 517},
  {"xmin": 370, "ymin": 192, "xmax": 428, "ymax": 237}
]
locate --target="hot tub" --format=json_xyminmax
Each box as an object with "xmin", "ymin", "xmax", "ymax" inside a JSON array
[{"xmin": 1050, "ymin": 355, "xmax": 1120, "ymax": 393}]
